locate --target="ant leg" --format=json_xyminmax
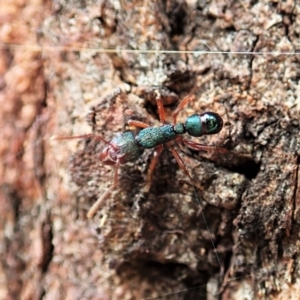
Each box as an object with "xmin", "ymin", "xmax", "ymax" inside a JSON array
[
  {"xmin": 143, "ymin": 145, "xmax": 163, "ymax": 193},
  {"xmin": 167, "ymin": 144, "xmax": 193, "ymax": 181},
  {"xmin": 172, "ymin": 94, "xmax": 196, "ymax": 124},
  {"xmin": 87, "ymin": 159, "xmax": 120, "ymax": 219},
  {"xmin": 55, "ymin": 134, "xmax": 115, "ymax": 148},
  {"xmin": 128, "ymin": 120, "xmax": 149, "ymax": 128},
  {"xmin": 168, "ymin": 144, "xmax": 206, "ymax": 192},
  {"xmin": 182, "ymin": 139, "xmax": 227, "ymax": 153},
  {"xmin": 155, "ymin": 92, "xmax": 166, "ymax": 124}
]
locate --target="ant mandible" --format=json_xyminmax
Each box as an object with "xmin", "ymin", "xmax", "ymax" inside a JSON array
[{"xmin": 58, "ymin": 90, "xmax": 224, "ymax": 218}]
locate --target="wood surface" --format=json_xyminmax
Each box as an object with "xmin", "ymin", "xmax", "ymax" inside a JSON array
[{"xmin": 0, "ymin": 0, "xmax": 299, "ymax": 299}]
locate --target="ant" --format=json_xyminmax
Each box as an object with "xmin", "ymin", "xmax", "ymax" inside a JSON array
[{"xmin": 58, "ymin": 89, "xmax": 225, "ymax": 219}]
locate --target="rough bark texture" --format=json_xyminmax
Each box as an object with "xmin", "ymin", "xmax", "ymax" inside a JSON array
[{"xmin": 1, "ymin": 0, "xmax": 300, "ymax": 299}]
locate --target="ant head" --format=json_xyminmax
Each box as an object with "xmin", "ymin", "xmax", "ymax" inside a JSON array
[{"xmin": 185, "ymin": 112, "xmax": 223, "ymax": 137}]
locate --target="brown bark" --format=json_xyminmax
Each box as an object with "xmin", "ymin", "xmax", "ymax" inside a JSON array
[{"xmin": 1, "ymin": 0, "xmax": 300, "ymax": 299}]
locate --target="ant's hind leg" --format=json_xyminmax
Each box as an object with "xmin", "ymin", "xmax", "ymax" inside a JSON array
[
  {"xmin": 55, "ymin": 134, "xmax": 115, "ymax": 148},
  {"xmin": 87, "ymin": 159, "xmax": 120, "ymax": 219}
]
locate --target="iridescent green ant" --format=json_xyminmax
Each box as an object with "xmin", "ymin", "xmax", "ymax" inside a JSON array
[{"xmin": 58, "ymin": 91, "xmax": 224, "ymax": 218}]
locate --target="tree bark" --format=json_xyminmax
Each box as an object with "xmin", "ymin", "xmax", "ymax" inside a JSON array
[{"xmin": 1, "ymin": 0, "xmax": 300, "ymax": 299}]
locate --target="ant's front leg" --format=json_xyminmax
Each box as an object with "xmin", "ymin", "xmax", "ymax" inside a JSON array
[{"xmin": 172, "ymin": 93, "xmax": 196, "ymax": 124}]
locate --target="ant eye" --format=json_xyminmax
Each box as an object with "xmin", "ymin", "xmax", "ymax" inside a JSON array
[{"xmin": 202, "ymin": 112, "xmax": 223, "ymax": 134}]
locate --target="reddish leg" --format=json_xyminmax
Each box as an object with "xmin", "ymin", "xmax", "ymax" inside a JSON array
[
  {"xmin": 87, "ymin": 159, "xmax": 120, "ymax": 219},
  {"xmin": 156, "ymin": 95, "xmax": 166, "ymax": 124},
  {"xmin": 167, "ymin": 144, "xmax": 193, "ymax": 181},
  {"xmin": 143, "ymin": 145, "xmax": 164, "ymax": 193},
  {"xmin": 172, "ymin": 94, "xmax": 196, "ymax": 124},
  {"xmin": 182, "ymin": 139, "xmax": 227, "ymax": 153},
  {"xmin": 127, "ymin": 120, "xmax": 149, "ymax": 128},
  {"xmin": 55, "ymin": 134, "xmax": 116, "ymax": 149},
  {"xmin": 168, "ymin": 144, "xmax": 208, "ymax": 192},
  {"xmin": 129, "ymin": 92, "xmax": 166, "ymax": 127}
]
